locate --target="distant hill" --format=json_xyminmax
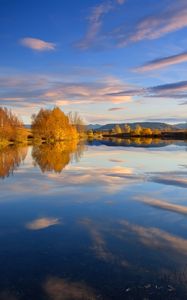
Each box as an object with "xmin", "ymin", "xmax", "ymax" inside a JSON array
[
  {"xmin": 24, "ymin": 124, "xmax": 31, "ymax": 129},
  {"xmin": 175, "ymin": 123, "xmax": 187, "ymax": 129},
  {"xmin": 87, "ymin": 124, "xmax": 101, "ymax": 130},
  {"xmin": 25, "ymin": 122, "xmax": 187, "ymax": 131},
  {"xmin": 88, "ymin": 122, "xmax": 180, "ymax": 131}
]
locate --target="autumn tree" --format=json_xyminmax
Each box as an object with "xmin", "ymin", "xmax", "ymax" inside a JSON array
[
  {"xmin": 152, "ymin": 129, "xmax": 161, "ymax": 136},
  {"xmin": 31, "ymin": 107, "xmax": 78, "ymax": 142},
  {"xmin": 0, "ymin": 107, "xmax": 24, "ymax": 142},
  {"xmin": 134, "ymin": 124, "xmax": 142, "ymax": 136},
  {"xmin": 111, "ymin": 128, "xmax": 116, "ymax": 134},
  {"xmin": 68, "ymin": 111, "xmax": 85, "ymax": 134},
  {"xmin": 124, "ymin": 124, "xmax": 131, "ymax": 134},
  {"xmin": 115, "ymin": 125, "xmax": 122, "ymax": 134},
  {"xmin": 87, "ymin": 129, "xmax": 94, "ymax": 139},
  {"xmin": 141, "ymin": 128, "xmax": 153, "ymax": 136},
  {"xmin": 0, "ymin": 145, "xmax": 28, "ymax": 178}
]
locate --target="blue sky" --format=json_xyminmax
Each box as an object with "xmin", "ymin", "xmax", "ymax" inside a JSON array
[{"xmin": 0, "ymin": 0, "xmax": 187, "ymax": 124}]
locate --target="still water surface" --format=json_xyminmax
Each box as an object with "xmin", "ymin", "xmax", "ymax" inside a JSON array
[{"xmin": 0, "ymin": 139, "xmax": 187, "ymax": 300}]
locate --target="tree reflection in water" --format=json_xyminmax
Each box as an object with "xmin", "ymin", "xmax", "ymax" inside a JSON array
[
  {"xmin": 0, "ymin": 145, "xmax": 28, "ymax": 179},
  {"xmin": 32, "ymin": 141, "xmax": 85, "ymax": 173},
  {"xmin": 90, "ymin": 137, "xmax": 183, "ymax": 148}
]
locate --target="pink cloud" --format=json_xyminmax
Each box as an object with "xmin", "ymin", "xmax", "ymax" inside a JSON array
[
  {"xmin": 116, "ymin": 0, "xmax": 126, "ymax": 4},
  {"xmin": 108, "ymin": 107, "xmax": 125, "ymax": 111},
  {"xmin": 20, "ymin": 37, "xmax": 56, "ymax": 51},
  {"xmin": 135, "ymin": 51, "xmax": 187, "ymax": 72},
  {"xmin": 118, "ymin": 3, "xmax": 187, "ymax": 47},
  {"xmin": 76, "ymin": 2, "xmax": 113, "ymax": 49},
  {"xmin": 26, "ymin": 217, "xmax": 60, "ymax": 230}
]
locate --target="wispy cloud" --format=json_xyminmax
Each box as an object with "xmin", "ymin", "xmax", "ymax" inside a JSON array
[
  {"xmin": 109, "ymin": 159, "xmax": 125, "ymax": 162},
  {"xmin": 20, "ymin": 37, "xmax": 56, "ymax": 51},
  {"xmin": 0, "ymin": 74, "xmax": 132, "ymax": 113},
  {"xmin": 80, "ymin": 218, "xmax": 115, "ymax": 261},
  {"xmin": 116, "ymin": 0, "xmax": 126, "ymax": 4},
  {"xmin": 180, "ymin": 101, "xmax": 187, "ymax": 105},
  {"xmin": 26, "ymin": 217, "xmax": 60, "ymax": 230},
  {"xmin": 116, "ymin": 1, "xmax": 187, "ymax": 47},
  {"xmin": 119, "ymin": 220, "xmax": 187, "ymax": 259},
  {"xmin": 81, "ymin": 1, "xmax": 187, "ymax": 49},
  {"xmin": 145, "ymin": 116, "xmax": 187, "ymax": 123},
  {"xmin": 135, "ymin": 51, "xmax": 187, "ymax": 72},
  {"xmin": 108, "ymin": 107, "xmax": 125, "ymax": 111},
  {"xmin": 135, "ymin": 196, "xmax": 187, "ymax": 215},
  {"xmin": 150, "ymin": 174, "xmax": 187, "ymax": 188},
  {"xmin": 46, "ymin": 164, "xmax": 138, "ymax": 195},
  {"xmin": 80, "ymin": 218, "xmax": 130, "ymax": 267},
  {"xmin": 107, "ymin": 80, "xmax": 187, "ymax": 99},
  {"xmin": 76, "ymin": 2, "xmax": 113, "ymax": 50},
  {"xmin": 44, "ymin": 277, "xmax": 97, "ymax": 300},
  {"xmin": 1, "ymin": 72, "xmax": 186, "ymax": 123}
]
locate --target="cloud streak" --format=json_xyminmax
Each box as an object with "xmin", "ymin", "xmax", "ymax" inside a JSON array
[
  {"xmin": 26, "ymin": 217, "xmax": 60, "ymax": 230},
  {"xmin": 20, "ymin": 37, "xmax": 56, "ymax": 51},
  {"xmin": 135, "ymin": 51, "xmax": 187, "ymax": 72},
  {"xmin": 76, "ymin": 2, "xmax": 112, "ymax": 50},
  {"xmin": 119, "ymin": 220, "xmax": 187, "ymax": 259},
  {"xmin": 0, "ymin": 72, "xmax": 186, "ymax": 123},
  {"xmin": 116, "ymin": 0, "xmax": 126, "ymax": 4},
  {"xmin": 79, "ymin": 1, "xmax": 187, "ymax": 49},
  {"xmin": 116, "ymin": 1, "xmax": 187, "ymax": 47},
  {"xmin": 108, "ymin": 107, "xmax": 125, "ymax": 111},
  {"xmin": 0, "ymin": 74, "xmax": 132, "ymax": 115},
  {"xmin": 150, "ymin": 175, "xmax": 187, "ymax": 188},
  {"xmin": 135, "ymin": 196, "xmax": 187, "ymax": 215},
  {"xmin": 44, "ymin": 277, "xmax": 97, "ymax": 300},
  {"xmin": 107, "ymin": 80, "xmax": 187, "ymax": 99}
]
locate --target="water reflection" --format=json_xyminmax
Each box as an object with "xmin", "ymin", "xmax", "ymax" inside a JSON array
[
  {"xmin": 79, "ymin": 217, "xmax": 187, "ymax": 298},
  {"xmin": 0, "ymin": 141, "xmax": 86, "ymax": 179},
  {"xmin": 0, "ymin": 290, "xmax": 18, "ymax": 300},
  {"xmin": 44, "ymin": 277, "xmax": 97, "ymax": 300},
  {"xmin": 89, "ymin": 138, "xmax": 187, "ymax": 148},
  {"xmin": 134, "ymin": 196, "xmax": 187, "ymax": 215},
  {"xmin": 26, "ymin": 217, "xmax": 61, "ymax": 230},
  {"xmin": 32, "ymin": 141, "xmax": 85, "ymax": 173},
  {"xmin": 149, "ymin": 172, "xmax": 187, "ymax": 188},
  {"xmin": 0, "ymin": 140, "xmax": 187, "ymax": 299},
  {"xmin": 0, "ymin": 145, "xmax": 28, "ymax": 179}
]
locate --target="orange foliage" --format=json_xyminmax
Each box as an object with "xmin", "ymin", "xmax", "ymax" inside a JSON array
[
  {"xmin": 32, "ymin": 141, "xmax": 84, "ymax": 173},
  {"xmin": 0, "ymin": 107, "xmax": 23, "ymax": 141},
  {"xmin": 0, "ymin": 145, "xmax": 28, "ymax": 178},
  {"xmin": 32, "ymin": 107, "xmax": 78, "ymax": 142}
]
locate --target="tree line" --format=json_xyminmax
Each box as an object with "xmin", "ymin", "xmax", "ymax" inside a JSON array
[
  {"xmin": 0, "ymin": 106, "xmax": 186, "ymax": 144},
  {"xmin": 113, "ymin": 124, "xmax": 161, "ymax": 136},
  {"xmin": 87, "ymin": 124, "xmax": 162, "ymax": 138},
  {"xmin": 0, "ymin": 106, "xmax": 85, "ymax": 144}
]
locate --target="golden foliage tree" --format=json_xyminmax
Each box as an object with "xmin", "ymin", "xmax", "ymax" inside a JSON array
[
  {"xmin": 141, "ymin": 128, "xmax": 153, "ymax": 136},
  {"xmin": 68, "ymin": 111, "xmax": 85, "ymax": 134},
  {"xmin": 31, "ymin": 107, "xmax": 78, "ymax": 142},
  {"xmin": 0, "ymin": 145, "xmax": 28, "ymax": 178},
  {"xmin": 124, "ymin": 124, "xmax": 131, "ymax": 134},
  {"xmin": 0, "ymin": 107, "xmax": 24, "ymax": 142},
  {"xmin": 134, "ymin": 124, "xmax": 142, "ymax": 135},
  {"xmin": 152, "ymin": 129, "xmax": 161, "ymax": 136},
  {"xmin": 87, "ymin": 129, "xmax": 94, "ymax": 139},
  {"xmin": 32, "ymin": 140, "xmax": 84, "ymax": 173},
  {"xmin": 115, "ymin": 125, "xmax": 122, "ymax": 134}
]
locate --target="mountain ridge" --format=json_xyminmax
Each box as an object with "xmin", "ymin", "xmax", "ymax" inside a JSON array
[{"xmin": 87, "ymin": 122, "xmax": 187, "ymax": 131}]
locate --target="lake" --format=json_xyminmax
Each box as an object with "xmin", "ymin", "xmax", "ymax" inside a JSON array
[{"xmin": 0, "ymin": 139, "xmax": 187, "ymax": 300}]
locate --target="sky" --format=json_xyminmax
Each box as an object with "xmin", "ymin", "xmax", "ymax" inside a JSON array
[{"xmin": 0, "ymin": 0, "xmax": 187, "ymax": 124}]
